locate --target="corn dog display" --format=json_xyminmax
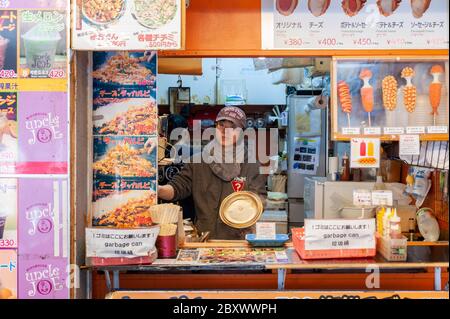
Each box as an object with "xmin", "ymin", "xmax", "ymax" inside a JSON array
[
  {"xmin": 359, "ymin": 69, "xmax": 374, "ymax": 126},
  {"xmin": 401, "ymin": 67, "xmax": 417, "ymax": 113},
  {"xmin": 337, "ymin": 80, "xmax": 353, "ymax": 128},
  {"xmin": 429, "ymin": 65, "xmax": 444, "ymax": 125},
  {"xmin": 382, "ymin": 75, "xmax": 398, "ymax": 111}
]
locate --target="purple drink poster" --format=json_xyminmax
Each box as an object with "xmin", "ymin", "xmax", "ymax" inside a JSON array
[
  {"xmin": 18, "ymin": 256, "xmax": 69, "ymax": 299},
  {"xmin": 18, "ymin": 178, "xmax": 69, "ymax": 257},
  {"xmin": 16, "ymin": 91, "xmax": 68, "ymax": 174},
  {"xmin": 0, "ymin": 178, "xmax": 17, "ymax": 248}
]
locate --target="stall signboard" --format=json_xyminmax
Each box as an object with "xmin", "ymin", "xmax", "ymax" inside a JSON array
[
  {"xmin": 304, "ymin": 219, "xmax": 376, "ymax": 251},
  {"xmin": 262, "ymin": 0, "xmax": 449, "ymax": 50},
  {"xmin": 0, "ymin": 249, "xmax": 17, "ymax": 299},
  {"xmin": 107, "ymin": 290, "xmax": 450, "ymax": 299},
  {"xmin": 91, "ymin": 51, "xmax": 158, "ymax": 229},
  {"xmin": 0, "ymin": 0, "xmax": 70, "ymax": 300},
  {"xmin": 72, "ymin": 0, "xmax": 184, "ymax": 50}
]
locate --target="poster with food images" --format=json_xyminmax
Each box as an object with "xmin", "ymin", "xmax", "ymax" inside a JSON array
[
  {"xmin": 0, "ymin": 249, "xmax": 17, "ymax": 299},
  {"xmin": 0, "ymin": 91, "xmax": 17, "ymax": 174},
  {"xmin": 262, "ymin": 0, "xmax": 449, "ymax": 50},
  {"xmin": 18, "ymin": 9, "xmax": 67, "ymax": 79},
  {"xmin": 350, "ymin": 137, "xmax": 380, "ymax": 168},
  {"xmin": 0, "ymin": 9, "xmax": 18, "ymax": 78},
  {"xmin": 72, "ymin": 0, "xmax": 183, "ymax": 50},
  {"xmin": 0, "ymin": 178, "xmax": 17, "ymax": 249}
]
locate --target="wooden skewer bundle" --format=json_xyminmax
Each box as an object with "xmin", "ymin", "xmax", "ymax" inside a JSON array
[
  {"xmin": 150, "ymin": 203, "xmax": 181, "ymax": 224},
  {"xmin": 158, "ymin": 223, "xmax": 178, "ymax": 236}
]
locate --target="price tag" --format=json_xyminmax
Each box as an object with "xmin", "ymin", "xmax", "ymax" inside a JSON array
[
  {"xmin": 384, "ymin": 127, "xmax": 405, "ymax": 135},
  {"xmin": 364, "ymin": 127, "xmax": 381, "ymax": 135},
  {"xmin": 342, "ymin": 127, "xmax": 361, "ymax": 135},
  {"xmin": 406, "ymin": 127, "xmax": 426, "ymax": 134},
  {"xmin": 256, "ymin": 222, "xmax": 276, "ymax": 240},
  {"xmin": 371, "ymin": 190, "xmax": 393, "ymax": 206},
  {"xmin": 353, "ymin": 190, "xmax": 372, "ymax": 207},
  {"xmin": 427, "ymin": 126, "xmax": 448, "ymax": 134},
  {"xmin": 399, "ymin": 135, "xmax": 420, "ymax": 156}
]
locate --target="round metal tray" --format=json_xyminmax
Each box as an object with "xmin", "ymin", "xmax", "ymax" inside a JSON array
[{"xmin": 219, "ymin": 191, "xmax": 263, "ymax": 229}]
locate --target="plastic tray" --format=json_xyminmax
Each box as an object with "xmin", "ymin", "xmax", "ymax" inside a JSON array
[{"xmin": 245, "ymin": 234, "xmax": 289, "ymax": 247}]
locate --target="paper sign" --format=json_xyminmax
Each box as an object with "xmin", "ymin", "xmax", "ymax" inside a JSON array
[
  {"xmin": 406, "ymin": 127, "xmax": 426, "ymax": 134},
  {"xmin": 86, "ymin": 227, "xmax": 160, "ymax": 258},
  {"xmin": 353, "ymin": 190, "xmax": 372, "ymax": 207},
  {"xmin": 342, "ymin": 127, "xmax": 360, "ymax": 135},
  {"xmin": 427, "ymin": 126, "xmax": 448, "ymax": 134},
  {"xmin": 384, "ymin": 127, "xmax": 405, "ymax": 135},
  {"xmin": 350, "ymin": 138, "xmax": 380, "ymax": 168},
  {"xmin": 399, "ymin": 135, "xmax": 420, "ymax": 156},
  {"xmin": 256, "ymin": 222, "xmax": 276, "ymax": 240},
  {"xmin": 304, "ymin": 219, "xmax": 376, "ymax": 251},
  {"xmin": 291, "ymin": 137, "xmax": 321, "ymax": 175},
  {"xmin": 363, "ymin": 127, "xmax": 381, "ymax": 135},
  {"xmin": 371, "ymin": 190, "xmax": 393, "ymax": 206}
]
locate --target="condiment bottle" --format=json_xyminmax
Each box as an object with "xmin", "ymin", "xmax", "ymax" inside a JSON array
[
  {"xmin": 351, "ymin": 168, "xmax": 361, "ymax": 181},
  {"xmin": 408, "ymin": 217, "xmax": 416, "ymax": 241},
  {"xmin": 367, "ymin": 141, "xmax": 374, "ymax": 156},
  {"xmin": 360, "ymin": 141, "xmax": 366, "ymax": 156},
  {"xmin": 341, "ymin": 153, "xmax": 350, "ymax": 181},
  {"xmin": 389, "ymin": 209, "xmax": 402, "ymax": 239},
  {"xmin": 376, "ymin": 206, "xmax": 386, "ymax": 236}
]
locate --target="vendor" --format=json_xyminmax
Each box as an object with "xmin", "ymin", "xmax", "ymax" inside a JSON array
[{"xmin": 158, "ymin": 106, "xmax": 266, "ymax": 240}]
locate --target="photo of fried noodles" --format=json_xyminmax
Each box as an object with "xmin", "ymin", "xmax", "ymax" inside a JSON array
[
  {"xmin": 93, "ymin": 142, "xmax": 157, "ymax": 177},
  {"xmin": 97, "ymin": 101, "xmax": 157, "ymax": 135},
  {"xmin": 133, "ymin": 0, "xmax": 178, "ymax": 29},
  {"xmin": 82, "ymin": 0, "xmax": 125, "ymax": 24},
  {"xmin": 94, "ymin": 192, "xmax": 156, "ymax": 227},
  {"xmin": 92, "ymin": 53, "xmax": 153, "ymax": 85}
]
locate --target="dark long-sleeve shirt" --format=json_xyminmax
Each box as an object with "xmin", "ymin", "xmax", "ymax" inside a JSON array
[{"xmin": 168, "ymin": 161, "xmax": 266, "ymax": 240}]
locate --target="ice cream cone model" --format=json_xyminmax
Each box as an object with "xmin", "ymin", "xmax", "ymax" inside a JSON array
[
  {"xmin": 429, "ymin": 65, "xmax": 444, "ymax": 125},
  {"xmin": 401, "ymin": 67, "xmax": 417, "ymax": 113},
  {"xmin": 359, "ymin": 69, "xmax": 374, "ymax": 126},
  {"xmin": 337, "ymin": 80, "xmax": 353, "ymax": 127},
  {"xmin": 382, "ymin": 75, "xmax": 398, "ymax": 111}
]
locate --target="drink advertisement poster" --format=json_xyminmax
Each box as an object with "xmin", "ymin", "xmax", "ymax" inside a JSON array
[
  {"xmin": 72, "ymin": 0, "xmax": 184, "ymax": 50},
  {"xmin": 0, "ymin": 249, "xmax": 17, "ymax": 299},
  {"xmin": 262, "ymin": 0, "xmax": 449, "ymax": 50}
]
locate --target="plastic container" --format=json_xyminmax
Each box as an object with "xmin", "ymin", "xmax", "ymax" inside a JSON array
[
  {"xmin": 416, "ymin": 208, "xmax": 440, "ymax": 242},
  {"xmin": 389, "ymin": 211, "xmax": 402, "ymax": 239},
  {"xmin": 377, "ymin": 235, "xmax": 407, "ymax": 261},
  {"xmin": 245, "ymin": 234, "xmax": 289, "ymax": 247}
]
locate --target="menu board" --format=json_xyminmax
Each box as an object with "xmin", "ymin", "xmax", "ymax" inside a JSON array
[
  {"xmin": 262, "ymin": 0, "xmax": 449, "ymax": 50},
  {"xmin": 72, "ymin": 0, "xmax": 184, "ymax": 50},
  {"xmin": 91, "ymin": 51, "xmax": 158, "ymax": 228},
  {"xmin": 0, "ymin": 1, "xmax": 70, "ymax": 300},
  {"xmin": 331, "ymin": 56, "xmax": 449, "ymax": 141}
]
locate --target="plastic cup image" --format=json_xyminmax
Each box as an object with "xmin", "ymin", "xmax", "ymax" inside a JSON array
[
  {"xmin": 21, "ymin": 24, "xmax": 61, "ymax": 72},
  {"xmin": 0, "ymin": 36, "xmax": 9, "ymax": 70},
  {"xmin": 0, "ymin": 214, "xmax": 7, "ymax": 239}
]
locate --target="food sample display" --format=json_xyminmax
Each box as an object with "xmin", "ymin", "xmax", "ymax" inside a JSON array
[
  {"xmin": 332, "ymin": 57, "xmax": 449, "ymax": 140},
  {"xmin": 341, "ymin": 0, "xmax": 367, "ymax": 17},
  {"xmin": 401, "ymin": 67, "xmax": 417, "ymax": 113},
  {"xmin": 429, "ymin": 65, "xmax": 444, "ymax": 125},
  {"xmin": 308, "ymin": 0, "xmax": 331, "ymax": 17},
  {"xmin": 377, "ymin": 0, "xmax": 402, "ymax": 17},
  {"xmin": 382, "ymin": 75, "xmax": 398, "ymax": 111},
  {"xmin": 359, "ymin": 69, "xmax": 374, "ymax": 126}
]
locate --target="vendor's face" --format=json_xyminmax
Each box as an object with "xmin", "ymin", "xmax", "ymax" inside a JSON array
[{"xmin": 216, "ymin": 120, "xmax": 240, "ymax": 146}]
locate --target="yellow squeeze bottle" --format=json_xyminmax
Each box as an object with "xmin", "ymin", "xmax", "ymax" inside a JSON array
[
  {"xmin": 368, "ymin": 141, "xmax": 374, "ymax": 156},
  {"xmin": 376, "ymin": 206, "xmax": 386, "ymax": 236}
]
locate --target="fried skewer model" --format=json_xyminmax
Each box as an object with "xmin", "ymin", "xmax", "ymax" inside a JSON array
[
  {"xmin": 401, "ymin": 67, "xmax": 417, "ymax": 113},
  {"xmin": 429, "ymin": 65, "xmax": 444, "ymax": 126},
  {"xmin": 337, "ymin": 80, "xmax": 353, "ymax": 128},
  {"xmin": 359, "ymin": 69, "xmax": 374, "ymax": 127},
  {"xmin": 382, "ymin": 75, "xmax": 398, "ymax": 111}
]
